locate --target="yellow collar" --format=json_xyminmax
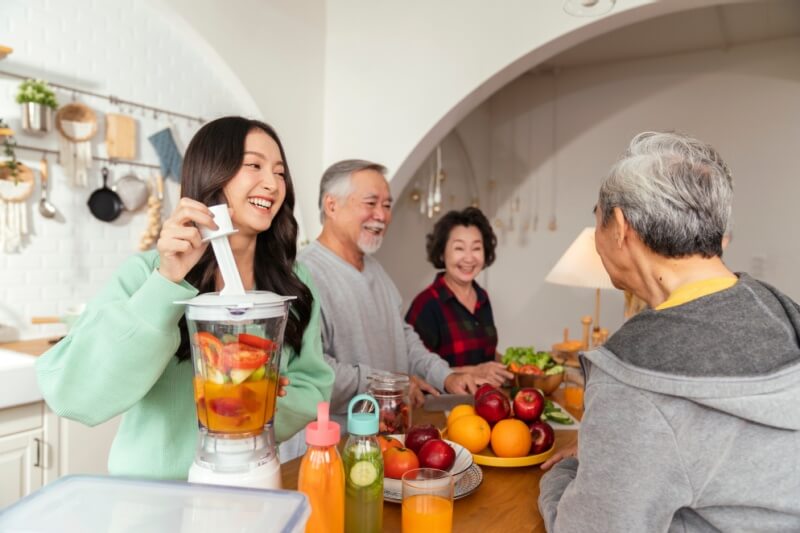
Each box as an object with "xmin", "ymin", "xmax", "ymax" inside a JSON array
[{"xmin": 655, "ymin": 276, "xmax": 738, "ymax": 311}]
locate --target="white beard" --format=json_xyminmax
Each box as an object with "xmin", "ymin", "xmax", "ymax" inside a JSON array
[{"xmin": 358, "ymin": 233, "xmax": 384, "ymax": 255}]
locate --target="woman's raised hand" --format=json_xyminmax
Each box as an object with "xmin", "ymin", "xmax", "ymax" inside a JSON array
[{"xmin": 156, "ymin": 198, "xmax": 217, "ymax": 283}]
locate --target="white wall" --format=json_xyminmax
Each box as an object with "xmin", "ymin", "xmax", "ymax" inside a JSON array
[
  {"xmin": 377, "ymin": 36, "xmax": 800, "ymax": 352},
  {"xmin": 0, "ymin": 0, "xmax": 253, "ymax": 341},
  {"xmin": 158, "ymin": 0, "xmax": 327, "ymax": 243},
  {"xmin": 321, "ymin": 0, "xmax": 737, "ymax": 200}
]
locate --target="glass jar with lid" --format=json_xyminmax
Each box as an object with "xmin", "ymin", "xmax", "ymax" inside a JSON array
[{"xmin": 367, "ymin": 371, "xmax": 411, "ymax": 435}]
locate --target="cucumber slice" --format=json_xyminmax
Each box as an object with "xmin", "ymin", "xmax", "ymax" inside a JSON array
[
  {"xmin": 547, "ymin": 411, "xmax": 574, "ymax": 425},
  {"xmin": 230, "ymin": 368, "xmax": 255, "ymax": 385},
  {"xmin": 248, "ymin": 365, "xmax": 267, "ymax": 382},
  {"xmin": 349, "ymin": 461, "xmax": 378, "ymax": 487}
]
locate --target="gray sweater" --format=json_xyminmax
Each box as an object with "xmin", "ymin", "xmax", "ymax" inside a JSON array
[
  {"xmin": 539, "ymin": 274, "xmax": 800, "ymax": 532},
  {"xmin": 298, "ymin": 241, "xmax": 452, "ymax": 417}
]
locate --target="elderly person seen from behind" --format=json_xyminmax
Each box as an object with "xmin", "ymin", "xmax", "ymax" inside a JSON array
[{"xmin": 538, "ymin": 131, "xmax": 800, "ymax": 532}]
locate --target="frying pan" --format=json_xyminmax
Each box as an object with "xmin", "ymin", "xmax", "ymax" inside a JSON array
[{"xmin": 87, "ymin": 167, "xmax": 123, "ymax": 222}]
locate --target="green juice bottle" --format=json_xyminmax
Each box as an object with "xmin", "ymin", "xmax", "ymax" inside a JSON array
[{"xmin": 343, "ymin": 394, "xmax": 383, "ymax": 533}]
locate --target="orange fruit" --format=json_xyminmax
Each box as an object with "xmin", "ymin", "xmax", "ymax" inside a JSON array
[
  {"xmin": 447, "ymin": 404, "xmax": 476, "ymax": 428},
  {"xmin": 447, "ymin": 414, "xmax": 491, "ymax": 453},
  {"xmin": 490, "ymin": 419, "xmax": 532, "ymax": 458}
]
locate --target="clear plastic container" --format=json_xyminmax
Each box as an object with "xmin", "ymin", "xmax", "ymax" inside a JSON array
[
  {"xmin": 0, "ymin": 475, "xmax": 310, "ymax": 533},
  {"xmin": 343, "ymin": 394, "xmax": 383, "ymax": 533},
  {"xmin": 367, "ymin": 371, "xmax": 411, "ymax": 435},
  {"xmin": 298, "ymin": 402, "xmax": 344, "ymax": 533}
]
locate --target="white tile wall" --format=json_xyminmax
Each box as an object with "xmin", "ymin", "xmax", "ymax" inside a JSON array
[{"xmin": 0, "ymin": 0, "xmax": 252, "ymax": 341}]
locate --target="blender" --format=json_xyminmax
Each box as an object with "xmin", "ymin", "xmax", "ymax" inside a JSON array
[{"xmin": 178, "ymin": 204, "xmax": 294, "ymax": 489}]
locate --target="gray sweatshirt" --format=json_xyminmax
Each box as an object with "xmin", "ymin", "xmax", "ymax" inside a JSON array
[
  {"xmin": 298, "ymin": 241, "xmax": 452, "ymax": 417},
  {"xmin": 539, "ymin": 274, "xmax": 800, "ymax": 532}
]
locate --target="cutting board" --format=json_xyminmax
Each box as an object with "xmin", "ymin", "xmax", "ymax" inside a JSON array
[{"xmin": 105, "ymin": 114, "xmax": 137, "ymax": 160}]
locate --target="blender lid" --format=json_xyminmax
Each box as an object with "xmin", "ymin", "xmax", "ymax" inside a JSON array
[{"xmin": 176, "ymin": 290, "xmax": 296, "ymax": 309}]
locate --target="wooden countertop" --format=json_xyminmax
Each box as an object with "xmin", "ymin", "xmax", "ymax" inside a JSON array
[
  {"xmin": 281, "ymin": 389, "xmax": 580, "ymax": 533},
  {"xmin": 0, "ymin": 338, "xmax": 54, "ymax": 357}
]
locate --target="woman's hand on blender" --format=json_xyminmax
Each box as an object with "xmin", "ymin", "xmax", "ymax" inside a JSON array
[
  {"xmin": 157, "ymin": 198, "xmax": 217, "ymax": 283},
  {"xmin": 277, "ymin": 376, "xmax": 290, "ymax": 397}
]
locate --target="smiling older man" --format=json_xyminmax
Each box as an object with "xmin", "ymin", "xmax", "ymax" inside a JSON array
[
  {"xmin": 538, "ymin": 132, "xmax": 800, "ymax": 532},
  {"xmin": 298, "ymin": 160, "xmax": 479, "ymax": 420}
]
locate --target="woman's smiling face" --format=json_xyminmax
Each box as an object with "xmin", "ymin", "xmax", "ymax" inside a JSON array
[
  {"xmin": 223, "ymin": 129, "xmax": 286, "ymax": 236},
  {"xmin": 443, "ymin": 224, "xmax": 485, "ymax": 284}
]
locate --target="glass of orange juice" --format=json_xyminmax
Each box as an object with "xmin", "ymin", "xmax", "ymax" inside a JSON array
[
  {"xmin": 564, "ymin": 366, "xmax": 585, "ymax": 409},
  {"xmin": 402, "ymin": 468, "xmax": 454, "ymax": 533}
]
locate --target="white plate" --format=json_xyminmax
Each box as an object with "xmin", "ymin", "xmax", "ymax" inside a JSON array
[
  {"xmin": 382, "ymin": 435, "xmax": 473, "ymax": 495},
  {"xmin": 384, "ymin": 464, "xmax": 483, "ymax": 504}
]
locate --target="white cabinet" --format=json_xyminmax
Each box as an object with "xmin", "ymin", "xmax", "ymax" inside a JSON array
[
  {"xmin": 0, "ymin": 402, "xmax": 53, "ymax": 509},
  {"xmin": 0, "ymin": 401, "xmax": 119, "ymax": 509},
  {"xmin": 0, "ymin": 430, "xmax": 43, "ymax": 507}
]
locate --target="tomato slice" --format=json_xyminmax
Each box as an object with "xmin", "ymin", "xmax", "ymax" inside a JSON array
[
  {"xmin": 195, "ymin": 332, "xmax": 223, "ymax": 368},
  {"xmin": 221, "ymin": 342, "xmax": 269, "ymax": 370},
  {"xmin": 238, "ymin": 333, "xmax": 275, "ymax": 351}
]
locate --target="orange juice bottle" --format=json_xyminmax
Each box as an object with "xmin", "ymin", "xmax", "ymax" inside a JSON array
[
  {"xmin": 298, "ymin": 402, "xmax": 344, "ymax": 533},
  {"xmin": 402, "ymin": 494, "xmax": 453, "ymax": 533}
]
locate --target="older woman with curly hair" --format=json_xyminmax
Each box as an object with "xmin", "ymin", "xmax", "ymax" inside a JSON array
[{"xmin": 405, "ymin": 207, "xmax": 512, "ymax": 386}]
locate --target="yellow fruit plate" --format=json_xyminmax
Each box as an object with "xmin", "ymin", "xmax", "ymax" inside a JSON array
[{"xmin": 471, "ymin": 445, "xmax": 555, "ymax": 467}]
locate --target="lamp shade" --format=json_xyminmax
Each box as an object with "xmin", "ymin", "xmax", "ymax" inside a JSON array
[{"xmin": 545, "ymin": 227, "xmax": 615, "ymax": 290}]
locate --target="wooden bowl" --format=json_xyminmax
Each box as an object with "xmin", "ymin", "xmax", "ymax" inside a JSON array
[{"xmin": 515, "ymin": 371, "xmax": 563, "ymax": 396}]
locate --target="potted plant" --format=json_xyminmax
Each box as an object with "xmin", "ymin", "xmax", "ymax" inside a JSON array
[
  {"xmin": 16, "ymin": 79, "xmax": 58, "ymax": 134},
  {"xmin": 0, "ymin": 118, "xmax": 19, "ymax": 182}
]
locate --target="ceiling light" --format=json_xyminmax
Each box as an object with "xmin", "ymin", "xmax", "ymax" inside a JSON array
[{"xmin": 563, "ymin": 0, "xmax": 616, "ymax": 17}]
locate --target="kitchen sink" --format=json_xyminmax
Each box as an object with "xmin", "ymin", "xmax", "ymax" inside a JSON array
[{"xmin": 0, "ymin": 348, "xmax": 42, "ymax": 409}]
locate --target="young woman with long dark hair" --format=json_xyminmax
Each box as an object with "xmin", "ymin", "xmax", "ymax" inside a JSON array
[{"xmin": 36, "ymin": 116, "xmax": 334, "ymax": 479}]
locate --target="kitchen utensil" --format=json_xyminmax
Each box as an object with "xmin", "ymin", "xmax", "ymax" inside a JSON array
[
  {"xmin": 87, "ymin": 167, "xmax": 123, "ymax": 222},
  {"xmin": 112, "ymin": 171, "xmax": 148, "ymax": 211},
  {"xmin": 0, "ymin": 162, "xmax": 34, "ymax": 252},
  {"xmin": 105, "ymin": 114, "xmax": 137, "ymax": 160},
  {"xmin": 423, "ymin": 394, "xmax": 474, "ymax": 412},
  {"xmin": 38, "ymin": 155, "xmax": 56, "ymax": 218},
  {"xmin": 56, "ymin": 102, "xmax": 97, "ymax": 187}
]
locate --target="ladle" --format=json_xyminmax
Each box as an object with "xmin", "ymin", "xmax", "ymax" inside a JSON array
[{"xmin": 38, "ymin": 155, "xmax": 57, "ymax": 218}]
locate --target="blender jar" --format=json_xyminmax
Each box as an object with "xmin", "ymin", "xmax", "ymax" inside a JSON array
[{"xmin": 183, "ymin": 292, "xmax": 294, "ymax": 438}]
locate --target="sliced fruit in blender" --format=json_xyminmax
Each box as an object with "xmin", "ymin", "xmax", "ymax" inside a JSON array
[
  {"xmin": 206, "ymin": 367, "xmax": 228, "ymax": 384},
  {"xmin": 238, "ymin": 333, "xmax": 275, "ymax": 351},
  {"xmin": 230, "ymin": 367, "xmax": 255, "ymax": 385},
  {"xmin": 221, "ymin": 333, "xmax": 238, "ymax": 344},
  {"xmin": 209, "ymin": 397, "xmax": 247, "ymax": 417},
  {"xmin": 195, "ymin": 332, "xmax": 223, "ymax": 367},
  {"xmin": 221, "ymin": 342, "xmax": 268, "ymax": 370},
  {"xmin": 248, "ymin": 365, "xmax": 267, "ymax": 381},
  {"xmin": 349, "ymin": 461, "xmax": 379, "ymax": 487}
]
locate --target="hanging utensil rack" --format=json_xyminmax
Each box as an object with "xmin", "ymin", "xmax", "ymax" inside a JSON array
[
  {"xmin": 13, "ymin": 143, "xmax": 160, "ymax": 170},
  {"xmin": 0, "ymin": 69, "xmax": 204, "ymax": 124}
]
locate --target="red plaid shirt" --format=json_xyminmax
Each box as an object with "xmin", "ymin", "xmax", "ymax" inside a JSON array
[{"xmin": 405, "ymin": 273, "xmax": 498, "ymax": 367}]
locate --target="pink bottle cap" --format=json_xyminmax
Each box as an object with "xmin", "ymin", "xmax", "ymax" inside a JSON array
[{"xmin": 306, "ymin": 402, "xmax": 340, "ymax": 447}]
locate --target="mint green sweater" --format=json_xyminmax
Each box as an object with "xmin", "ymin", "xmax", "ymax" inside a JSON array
[{"xmin": 36, "ymin": 250, "xmax": 334, "ymax": 479}]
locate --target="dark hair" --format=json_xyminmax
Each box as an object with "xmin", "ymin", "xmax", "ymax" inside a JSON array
[
  {"xmin": 426, "ymin": 207, "xmax": 497, "ymax": 269},
  {"xmin": 174, "ymin": 116, "xmax": 312, "ymax": 362}
]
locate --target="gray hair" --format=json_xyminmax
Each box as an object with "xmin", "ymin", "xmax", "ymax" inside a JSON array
[
  {"xmin": 318, "ymin": 159, "xmax": 388, "ymax": 223},
  {"xmin": 598, "ymin": 131, "xmax": 733, "ymax": 258}
]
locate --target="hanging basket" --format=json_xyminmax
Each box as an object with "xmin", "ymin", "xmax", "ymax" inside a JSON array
[
  {"xmin": 21, "ymin": 102, "xmax": 52, "ymax": 135},
  {"xmin": 55, "ymin": 102, "xmax": 98, "ymax": 142}
]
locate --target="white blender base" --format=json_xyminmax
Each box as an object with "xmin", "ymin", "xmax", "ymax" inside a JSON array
[{"xmin": 188, "ymin": 456, "xmax": 282, "ymax": 489}]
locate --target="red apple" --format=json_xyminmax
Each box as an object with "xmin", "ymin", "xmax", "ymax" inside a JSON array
[
  {"xmin": 513, "ymin": 388, "xmax": 544, "ymax": 423},
  {"xmin": 405, "ymin": 424, "xmax": 441, "ymax": 455},
  {"xmin": 417, "ymin": 439, "xmax": 456, "ymax": 471},
  {"xmin": 474, "ymin": 384, "xmax": 495, "ymax": 401},
  {"xmin": 475, "ymin": 390, "xmax": 511, "ymax": 426},
  {"xmin": 529, "ymin": 420, "xmax": 555, "ymax": 455}
]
